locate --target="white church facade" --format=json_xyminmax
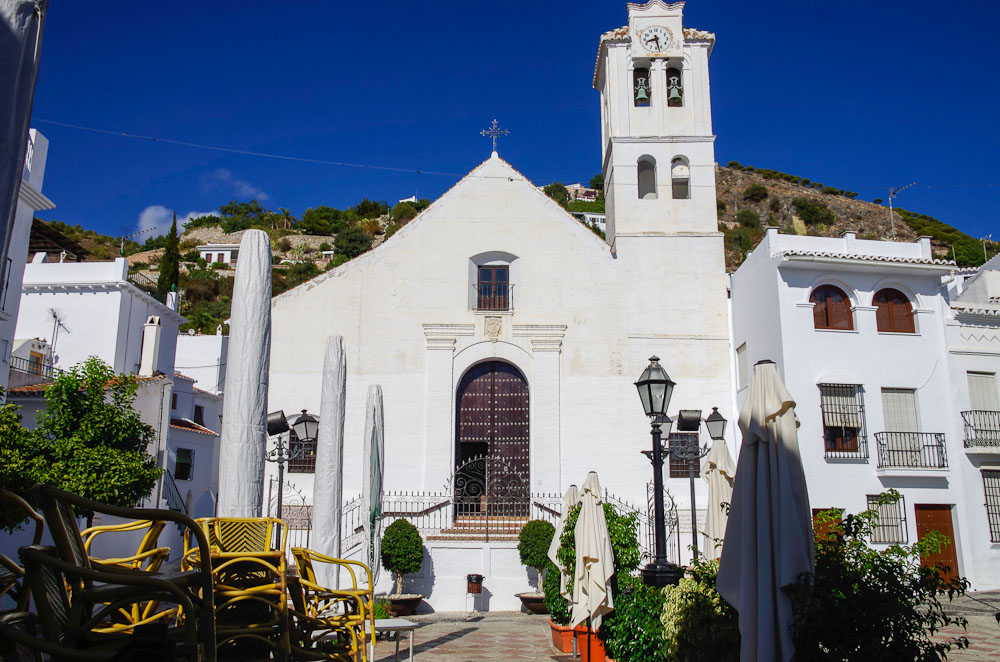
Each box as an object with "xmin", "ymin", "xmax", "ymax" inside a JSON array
[{"xmin": 266, "ymin": 0, "xmax": 735, "ymax": 610}]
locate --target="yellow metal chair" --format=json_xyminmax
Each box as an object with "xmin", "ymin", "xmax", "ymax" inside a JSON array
[
  {"xmin": 186, "ymin": 517, "xmax": 289, "ymax": 661},
  {"xmin": 289, "ymin": 548, "xmax": 375, "ymax": 662}
]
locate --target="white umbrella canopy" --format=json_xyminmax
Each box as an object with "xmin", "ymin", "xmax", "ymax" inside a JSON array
[
  {"xmin": 570, "ymin": 472, "xmax": 615, "ymax": 631},
  {"xmin": 717, "ymin": 360, "xmax": 814, "ymax": 662},
  {"xmin": 702, "ymin": 438, "xmax": 737, "ymax": 559},
  {"xmin": 311, "ymin": 336, "xmax": 346, "ymax": 587},
  {"xmin": 547, "ymin": 484, "xmax": 579, "ymax": 600},
  {"xmin": 361, "ymin": 385, "xmax": 385, "ymax": 583}
]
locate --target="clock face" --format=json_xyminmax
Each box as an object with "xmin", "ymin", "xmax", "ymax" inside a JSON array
[{"xmin": 639, "ymin": 26, "xmax": 673, "ymax": 53}]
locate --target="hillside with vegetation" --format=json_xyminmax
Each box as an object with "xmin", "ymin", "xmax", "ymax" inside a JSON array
[{"xmin": 36, "ymin": 163, "xmax": 995, "ymax": 334}]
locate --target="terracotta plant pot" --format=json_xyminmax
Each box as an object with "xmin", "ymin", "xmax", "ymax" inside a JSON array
[
  {"xmin": 387, "ymin": 594, "xmax": 424, "ymax": 616},
  {"xmin": 574, "ymin": 627, "xmax": 606, "ymax": 662},
  {"xmin": 548, "ymin": 619, "xmax": 574, "ymax": 653},
  {"xmin": 516, "ymin": 592, "xmax": 548, "ymax": 614}
]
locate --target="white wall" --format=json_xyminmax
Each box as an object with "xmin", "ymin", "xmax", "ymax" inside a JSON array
[{"xmin": 175, "ymin": 332, "xmax": 228, "ymax": 394}]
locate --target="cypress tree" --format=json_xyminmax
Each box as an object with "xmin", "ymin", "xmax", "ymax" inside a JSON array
[{"xmin": 157, "ymin": 212, "xmax": 180, "ymax": 299}]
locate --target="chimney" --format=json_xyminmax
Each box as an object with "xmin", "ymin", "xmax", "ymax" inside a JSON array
[{"xmin": 139, "ymin": 316, "xmax": 162, "ymax": 376}]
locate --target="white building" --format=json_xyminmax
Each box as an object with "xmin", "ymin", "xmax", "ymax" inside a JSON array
[
  {"xmin": 175, "ymin": 330, "xmax": 229, "ymax": 395},
  {"xmin": 267, "ymin": 0, "xmax": 733, "ymax": 611},
  {"xmin": 166, "ymin": 371, "xmax": 223, "ymax": 520},
  {"xmin": 197, "ymin": 243, "xmax": 240, "ymax": 266},
  {"xmin": 1, "ymin": 129, "xmax": 55, "ymax": 393},
  {"xmin": 730, "ymin": 227, "xmax": 1000, "ymax": 590}
]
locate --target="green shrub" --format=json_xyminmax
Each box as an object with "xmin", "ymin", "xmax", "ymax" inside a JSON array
[
  {"xmin": 518, "ymin": 520, "xmax": 555, "ymax": 590},
  {"xmin": 277, "ymin": 237, "xmax": 292, "ymax": 252},
  {"xmin": 318, "ymin": 242, "xmax": 332, "ymax": 253},
  {"xmin": 543, "ymin": 560, "xmax": 571, "ymax": 625},
  {"xmin": 736, "ymin": 209, "xmax": 760, "ymax": 229},
  {"xmin": 326, "ymin": 254, "xmax": 349, "ymax": 270},
  {"xmin": 391, "ymin": 201, "xmax": 418, "ymax": 224},
  {"xmin": 726, "ymin": 161, "xmax": 742, "ymax": 169},
  {"xmin": 873, "ymin": 198, "xmax": 883, "ymax": 205},
  {"xmin": 790, "ymin": 492, "xmax": 969, "ymax": 661},
  {"xmin": 792, "ymin": 198, "xmax": 836, "ymax": 225},
  {"xmin": 335, "ymin": 225, "xmax": 373, "ymax": 259},
  {"xmin": 543, "ymin": 182, "xmax": 570, "ymax": 208},
  {"xmin": 742, "ymin": 184, "xmax": 768, "ymax": 202},
  {"xmin": 557, "ymin": 503, "xmax": 641, "ymax": 578},
  {"xmin": 717, "ymin": 200, "xmax": 727, "ymax": 215},
  {"xmin": 769, "ymin": 197, "xmax": 781, "ymax": 213},
  {"xmin": 181, "ymin": 251, "xmax": 200, "ymax": 263},
  {"xmin": 602, "ymin": 572, "xmax": 667, "ymax": 662},
  {"xmin": 381, "ymin": 519, "xmax": 424, "ymax": 596},
  {"xmin": 661, "ymin": 559, "xmax": 739, "ymax": 662},
  {"xmin": 372, "ymin": 597, "xmax": 391, "ymax": 620}
]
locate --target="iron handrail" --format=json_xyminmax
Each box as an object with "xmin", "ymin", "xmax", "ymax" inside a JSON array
[
  {"xmin": 874, "ymin": 431, "xmax": 948, "ymax": 468},
  {"xmin": 9, "ymin": 354, "xmax": 54, "ymax": 378},
  {"xmin": 161, "ymin": 471, "xmax": 187, "ymax": 514},
  {"xmin": 962, "ymin": 410, "xmax": 1000, "ymax": 448}
]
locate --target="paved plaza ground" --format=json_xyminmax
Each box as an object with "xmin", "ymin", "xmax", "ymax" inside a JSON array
[{"xmin": 370, "ymin": 591, "xmax": 1000, "ymax": 662}]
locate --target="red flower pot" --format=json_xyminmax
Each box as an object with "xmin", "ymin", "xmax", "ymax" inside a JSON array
[
  {"xmin": 549, "ymin": 619, "xmax": 574, "ymax": 653},
  {"xmin": 573, "ymin": 627, "xmax": 606, "ymax": 662}
]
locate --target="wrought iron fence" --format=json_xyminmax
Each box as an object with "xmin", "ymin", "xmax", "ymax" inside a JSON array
[
  {"xmin": 9, "ymin": 354, "xmax": 54, "ymax": 378},
  {"xmin": 962, "ymin": 410, "xmax": 1000, "ymax": 448},
  {"xmin": 127, "ymin": 270, "xmax": 157, "ymax": 293},
  {"xmin": 161, "ymin": 471, "xmax": 187, "ymax": 514},
  {"xmin": 875, "ymin": 432, "xmax": 948, "ymax": 468},
  {"xmin": 473, "ymin": 283, "xmax": 514, "ymax": 311}
]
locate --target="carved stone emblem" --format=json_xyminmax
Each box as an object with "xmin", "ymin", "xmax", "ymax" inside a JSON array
[{"xmin": 485, "ymin": 316, "xmax": 502, "ymax": 339}]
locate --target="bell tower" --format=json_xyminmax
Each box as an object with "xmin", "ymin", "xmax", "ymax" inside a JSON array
[{"xmin": 594, "ymin": 0, "xmax": 718, "ymax": 243}]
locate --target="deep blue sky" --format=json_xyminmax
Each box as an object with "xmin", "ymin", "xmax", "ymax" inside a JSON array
[{"xmin": 28, "ymin": 1, "xmax": 1000, "ymax": 240}]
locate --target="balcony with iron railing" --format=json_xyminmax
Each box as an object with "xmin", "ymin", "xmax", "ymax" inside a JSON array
[
  {"xmin": 962, "ymin": 410, "xmax": 1000, "ymax": 451},
  {"xmin": 875, "ymin": 432, "xmax": 948, "ymax": 471},
  {"xmin": 474, "ymin": 283, "xmax": 514, "ymax": 312},
  {"xmin": 9, "ymin": 354, "xmax": 54, "ymax": 379}
]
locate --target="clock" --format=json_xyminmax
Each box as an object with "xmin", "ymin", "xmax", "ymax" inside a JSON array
[{"xmin": 639, "ymin": 26, "xmax": 673, "ymax": 54}]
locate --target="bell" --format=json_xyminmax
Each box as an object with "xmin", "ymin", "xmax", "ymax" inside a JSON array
[
  {"xmin": 668, "ymin": 86, "xmax": 682, "ymax": 104},
  {"xmin": 635, "ymin": 86, "xmax": 649, "ymax": 103}
]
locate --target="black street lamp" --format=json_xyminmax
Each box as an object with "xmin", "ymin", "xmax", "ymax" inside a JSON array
[
  {"xmin": 265, "ymin": 409, "xmax": 319, "ymax": 520},
  {"xmin": 635, "ymin": 356, "xmax": 684, "ymax": 588}
]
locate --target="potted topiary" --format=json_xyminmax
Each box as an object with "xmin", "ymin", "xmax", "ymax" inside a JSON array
[
  {"xmin": 544, "ymin": 560, "xmax": 574, "ymax": 653},
  {"xmin": 516, "ymin": 519, "xmax": 555, "ymax": 614},
  {"xmin": 380, "ymin": 519, "xmax": 425, "ymax": 616}
]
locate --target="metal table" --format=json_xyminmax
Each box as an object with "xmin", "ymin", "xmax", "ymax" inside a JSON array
[{"xmin": 366, "ymin": 618, "xmax": 418, "ymax": 662}]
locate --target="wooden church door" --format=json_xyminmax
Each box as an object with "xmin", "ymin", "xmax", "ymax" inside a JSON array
[{"xmin": 455, "ymin": 361, "xmax": 530, "ymax": 517}]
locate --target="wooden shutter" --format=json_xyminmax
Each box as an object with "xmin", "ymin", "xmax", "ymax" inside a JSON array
[
  {"xmin": 875, "ymin": 289, "xmax": 914, "ymax": 333},
  {"xmin": 811, "ymin": 286, "xmax": 853, "ymax": 330},
  {"xmin": 968, "ymin": 372, "xmax": 1000, "ymax": 411},
  {"xmin": 881, "ymin": 388, "xmax": 918, "ymax": 432}
]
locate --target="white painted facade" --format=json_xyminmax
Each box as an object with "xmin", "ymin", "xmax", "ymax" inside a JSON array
[
  {"xmin": 197, "ymin": 243, "xmax": 239, "ymax": 265},
  {"xmin": 267, "ymin": 1, "xmax": 733, "ymax": 611},
  {"xmin": 730, "ymin": 227, "xmax": 1000, "ymax": 590},
  {"xmin": 175, "ymin": 331, "xmax": 229, "ymax": 395},
  {"xmin": 1, "ymin": 129, "xmax": 55, "ymax": 393}
]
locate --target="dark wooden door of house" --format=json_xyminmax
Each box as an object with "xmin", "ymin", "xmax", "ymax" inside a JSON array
[
  {"xmin": 455, "ymin": 361, "xmax": 530, "ymax": 517},
  {"xmin": 914, "ymin": 504, "xmax": 959, "ymax": 583}
]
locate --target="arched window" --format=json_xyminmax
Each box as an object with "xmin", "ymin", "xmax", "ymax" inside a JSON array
[
  {"xmin": 671, "ymin": 156, "xmax": 690, "ymax": 200},
  {"xmin": 637, "ymin": 157, "xmax": 657, "ymax": 200},
  {"xmin": 666, "ymin": 67, "xmax": 683, "ymax": 107},
  {"xmin": 874, "ymin": 288, "xmax": 915, "ymax": 333},
  {"xmin": 633, "ymin": 67, "xmax": 651, "ymax": 106},
  {"xmin": 810, "ymin": 285, "xmax": 853, "ymax": 330}
]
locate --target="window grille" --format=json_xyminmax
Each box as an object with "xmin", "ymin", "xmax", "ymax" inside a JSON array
[
  {"xmin": 476, "ymin": 265, "xmax": 510, "ymax": 311},
  {"xmin": 819, "ymin": 384, "xmax": 867, "ymax": 459},
  {"xmin": 984, "ymin": 470, "xmax": 1000, "ymax": 543},
  {"xmin": 288, "ymin": 430, "xmax": 317, "ymax": 473},
  {"xmin": 668, "ymin": 432, "xmax": 700, "ymax": 479},
  {"xmin": 175, "ymin": 448, "xmax": 194, "ymax": 481},
  {"xmin": 867, "ymin": 494, "xmax": 907, "ymax": 543}
]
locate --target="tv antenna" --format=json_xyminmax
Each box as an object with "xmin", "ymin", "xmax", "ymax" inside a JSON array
[
  {"xmin": 118, "ymin": 225, "xmax": 158, "ymax": 256},
  {"xmin": 887, "ymin": 182, "xmax": 917, "ymax": 241},
  {"xmin": 983, "ymin": 234, "xmax": 994, "ymax": 263},
  {"xmin": 48, "ymin": 308, "xmax": 70, "ymax": 360}
]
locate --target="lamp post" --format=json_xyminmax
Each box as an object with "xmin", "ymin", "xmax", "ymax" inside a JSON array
[
  {"xmin": 635, "ymin": 356, "xmax": 684, "ymax": 587},
  {"xmin": 265, "ymin": 409, "xmax": 319, "ymax": 520}
]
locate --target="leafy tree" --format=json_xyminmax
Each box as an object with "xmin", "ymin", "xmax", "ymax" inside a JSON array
[
  {"xmin": 218, "ymin": 200, "xmax": 270, "ymax": 233},
  {"xmin": 351, "ymin": 197, "xmax": 389, "ymax": 219},
  {"xmin": 361, "ymin": 218, "xmax": 382, "ymax": 237},
  {"xmin": 335, "ymin": 225, "xmax": 373, "ymax": 259},
  {"xmin": 589, "ymin": 174, "xmax": 605, "ymax": 194},
  {"xmin": 543, "ymin": 182, "xmax": 570, "ymax": 208},
  {"xmin": 736, "ymin": 209, "xmax": 761, "ymax": 229},
  {"xmin": 297, "ymin": 206, "xmax": 347, "ymax": 236},
  {"xmin": 381, "ymin": 519, "xmax": 424, "ymax": 595},
  {"xmin": 0, "ymin": 358, "xmax": 160, "ymax": 530},
  {"xmin": 318, "ymin": 242, "xmax": 332, "ymax": 253},
  {"xmin": 517, "ymin": 520, "xmax": 555, "ymax": 590},
  {"xmin": 873, "ymin": 198, "xmax": 884, "ymax": 205},
  {"xmin": 156, "ymin": 213, "xmax": 180, "ymax": 299},
  {"xmin": 140, "ymin": 234, "xmax": 169, "ymax": 251},
  {"xmin": 182, "ymin": 214, "xmax": 222, "ymax": 231},
  {"xmin": 790, "ymin": 492, "xmax": 969, "ymax": 661},
  {"xmin": 391, "ymin": 201, "xmax": 418, "ymax": 224},
  {"xmin": 792, "ymin": 198, "xmax": 836, "ymax": 226},
  {"xmin": 743, "ymin": 183, "xmax": 768, "ymax": 202},
  {"xmin": 605, "ymin": 573, "xmax": 669, "ymax": 662},
  {"xmin": 413, "ymin": 198, "xmax": 432, "ymax": 212},
  {"xmin": 660, "ymin": 559, "xmax": 739, "ymax": 662}
]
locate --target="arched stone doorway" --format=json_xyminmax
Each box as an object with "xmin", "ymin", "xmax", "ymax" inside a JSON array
[{"xmin": 455, "ymin": 360, "xmax": 530, "ymax": 517}]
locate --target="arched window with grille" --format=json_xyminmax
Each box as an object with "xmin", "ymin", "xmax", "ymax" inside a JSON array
[
  {"xmin": 874, "ymin": 288, "xmax": 915, "ymax": 333},
  {"xmin": 637, "ymin": 157, "xmax": 657, "ymax": 200},
  {"xmin": 810, "ymin": 285, "xmax": 854, "ymax": 330}
]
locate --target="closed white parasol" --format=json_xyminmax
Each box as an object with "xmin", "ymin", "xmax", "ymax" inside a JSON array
[
  {"xmin": 570, "ymin": 472, "xmax": 615, "ymax": 631},
  {"xmin": 717, "ymin": 360, "xmax": 814, "ymax": 662},
  {"xmin": 547, "ymin": 484, "xmax": 579, "ymax": 601},
  {"xmin": 361, "ymin": 385, "xmax": 385, "ymax": 583},
  {"xmin": 702, "ymin": 437, "xmax": 736, "ymax": 559},
  {"xmin": 311, "ymin": 336, "xmax": 346, "ymax": 587}
]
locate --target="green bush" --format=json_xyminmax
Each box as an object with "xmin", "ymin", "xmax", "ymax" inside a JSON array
[
  {"xmin": 381, "ymin": 519, "xmax": 424, "ymax": 596},
  {"xmin": 557, "ymin": 503, "xmax": 641, "ymax": 577},
  {"xmin": 792, "ymin": 198, "xmax": 836, "ymax": 225},
  {"xmin": 790, "ymin": 492, "xmax": 969, "ymax": 661},
  {"xmin": 661, "ymin": 559, "xmax": 739, "ymax": 662},
  {"xmin": 736, "ymin": 209, "xmax": 760, "ymax": 229},
  {"xmin": 543, "ymin": 560, "xmax": 571, "ymax": 625},
  {"xmin": 181, "ymin": 250, "xmax": 200, "ymax": 262},
  {"xmin": 372, "ymin": 597, "xmax": 391, "ymax": 620},
  {"xmin": 769, "ymin": 197, "xmax": 782, "ymax": 213},
  {"xmin": 318, "ymin": 242, "xmax": 332, "ymax": 253},
  {"xmin": 742, "ymin": 184, "xmax": 768, "ymax": 202},
  {"xmin": 603, "ymin": 572, "xmax": 667, "ymax": 662},
  {"xmin": 391, "ymin": 201, "xmax": 418, "ymax": 224},
  {"xmin": 518, "ymin": 520, "xmax": 555, "ymax": 590},
  {"xmin": 543, "ymin": 182, "xmax": 570, "ymax": 208},
  {"xmin": 335, "ymin": 225, "xmax": 373, "ymax": 259},
  {"xmin": 277, "ymin": 237, "xmax": 292, "ymax": 252}
]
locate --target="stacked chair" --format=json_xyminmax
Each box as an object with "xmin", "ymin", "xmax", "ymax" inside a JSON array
[
  {"xmin": 287, "ymin": 548, "xmax": 375, "ymax": 662},
  {"xmin": 0, "ymin": 484, "xmax": 217, "ymax": 662},
  {"xmin": 185, "ymin": 517, "xmax": 289, "ymax": 661},
  {"xmin": 0, "ymin": 489, "xmax": 44, "ymax": 613}
]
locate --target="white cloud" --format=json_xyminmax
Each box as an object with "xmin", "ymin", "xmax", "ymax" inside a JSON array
[
  {"xmin": 136, "ymin": 206, "xmax": 216, "ymax": 236},
  {"xmin": 200, "ymin": 168, "xmax": 269, "ymax": 201}
]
